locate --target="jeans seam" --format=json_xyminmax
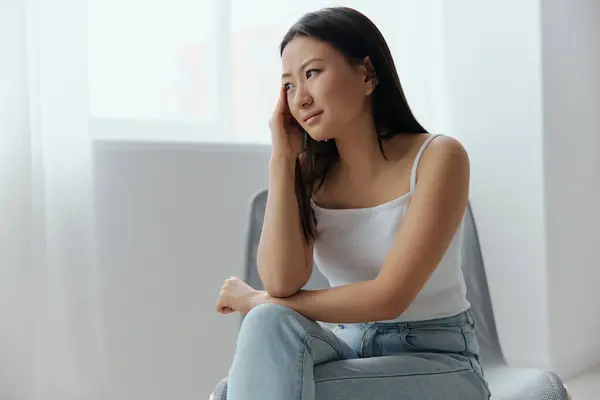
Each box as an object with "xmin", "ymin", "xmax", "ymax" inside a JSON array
[
  {"xmin": 308, "ymin": 333, "xmax": 345, "ymax": 360},
  {"xmin": 458, "ymin": 324, "xmax": 474, "ymax": 363},
  {"xmin": 314, "ymin": 367, "xmax": 473, "ymax": 383},
  {"xmin": 359, "ymin": 328, "xmax": 370, "ymax": 358},
  {"xmin": 298, "ymin": 333, "xmax": 310, "ymax": 400},
  {"xmin": 401, "ymin": 330, "xmax": 417, "ymax": 351},
  {"xmin": 457, "ymin": 324, "xmax": 468, "ymax": 353},
  {"xmin": 458, "ymin": 325, "xmax": 490, "ymax": 396},
  {"xmin": 299, "ymin": 332, "xmax": 349, "ymax": 399}
]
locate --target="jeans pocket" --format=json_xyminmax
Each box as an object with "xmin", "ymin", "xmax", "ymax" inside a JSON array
[
  {"xmin": 460, "ymin": 323, "xmax": 480, "ymax": 355},
  {"xmin": 403, "ymin": 325, "xmax": 468, "ymax": 354}
]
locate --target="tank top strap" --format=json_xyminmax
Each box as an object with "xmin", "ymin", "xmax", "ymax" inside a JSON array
[{"xmin": 409, "ymin": 134, "xmax": 443, "ymax": 192}]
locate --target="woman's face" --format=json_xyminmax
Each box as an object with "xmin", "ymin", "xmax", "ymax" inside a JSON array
[{"xmin": 281, "ymin": 36, "xmax": 374, "ymax": 141}]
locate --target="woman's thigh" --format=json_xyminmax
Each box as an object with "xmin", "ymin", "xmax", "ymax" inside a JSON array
[
  {"xmin": 369, "ymin": 310, "xmax": 489, "ymax": 396},
  {"xmin": 325, "ymin": 310, "xmax": 490, "ymax": 398},
  {"xmin": 313, "ymin": 352, "xmax": 490, "ymax": 399}
]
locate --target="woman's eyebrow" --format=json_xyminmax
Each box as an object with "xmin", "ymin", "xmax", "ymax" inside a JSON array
[{"xmin": 281, "ymin": 57, "xmax": 324, "ymax": 79}]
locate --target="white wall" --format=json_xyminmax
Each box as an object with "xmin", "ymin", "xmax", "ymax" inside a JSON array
[
  {"xmin": 444, "ymin": 0, "xmax": 600, "ymax": 378},
  {"xmin": 541, "ymin": 0, "xmax": 600, "ymax": 378},
  {"xmin": 443, "ymin": 0, "xmax": 550, "ymax": 369},
  {"xmin": 94, "ymin": 142, "xmax": 270, "ymax": 398}
]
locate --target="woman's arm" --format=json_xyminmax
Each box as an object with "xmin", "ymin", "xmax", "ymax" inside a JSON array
[
  {"xmin": 256, "ymin": 156, "xmax": 314, "ymax": 298},
  {"xmin": 267, "ymin": 137, "xmax": 470, "ymax": 323}
]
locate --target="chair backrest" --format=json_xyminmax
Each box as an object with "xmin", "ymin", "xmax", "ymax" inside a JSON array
[
  {"xmin": 244, "ymin": 190, "xmax": 506, "ymax": 367},
  {"xmin": 461, "ymin": 203, "xmax": 506, "ymax": 367}
]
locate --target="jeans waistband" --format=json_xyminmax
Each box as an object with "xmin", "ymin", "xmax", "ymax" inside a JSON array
[{"xmin": 337, "ymin": 309, "xmax": 474, "ymax": 331}]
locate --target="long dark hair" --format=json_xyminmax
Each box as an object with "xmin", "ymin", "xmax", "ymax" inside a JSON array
[{"xmin": 280, "ymin": 7, "xmax": 428, "ymax": 242}]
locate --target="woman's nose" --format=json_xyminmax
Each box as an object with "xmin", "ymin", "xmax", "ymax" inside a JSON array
[{"xmin": 293, "ymin": 86, "xmax": 313, "ymax": 109}]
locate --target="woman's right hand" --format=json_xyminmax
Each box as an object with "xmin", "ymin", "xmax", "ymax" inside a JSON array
[{"xmin": 269, "ymin": 85, "xmax": 305, "ymax": 163}]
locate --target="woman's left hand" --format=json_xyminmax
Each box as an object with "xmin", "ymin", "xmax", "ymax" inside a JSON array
[{"xmin": 216, "ymin": 277, "xmax": 269, "ymax": 315}]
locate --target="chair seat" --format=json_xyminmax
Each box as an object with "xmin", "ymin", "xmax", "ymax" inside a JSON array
[
  {"xmin": 211, "ymin": 357, "xmax": 569, "ymax": 400},
  {"xmin": 483, "ymin": 367, "xmax": 569, "ymax": 400}
]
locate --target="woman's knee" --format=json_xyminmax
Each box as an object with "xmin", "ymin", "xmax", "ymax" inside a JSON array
[
  {"xmin": 242, "ymin": 303, "xmax": 299, "ymax": 328},
  {"xmin": 239, "ymin": 303, "xmax": 308, "ymax": 340}
]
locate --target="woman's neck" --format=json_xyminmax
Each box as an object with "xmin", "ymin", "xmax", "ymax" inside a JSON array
[{"xmin": 334, "ymin": 119, "xmax": 389, "ymax": 184}]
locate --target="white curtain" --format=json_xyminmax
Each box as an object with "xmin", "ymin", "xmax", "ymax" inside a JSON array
[{"xmin": 1, "ymin": 0, "xmax": 104, "ymax": 399}]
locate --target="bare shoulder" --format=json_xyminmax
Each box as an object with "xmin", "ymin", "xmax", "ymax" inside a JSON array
[
  {"xmin": 401, "ymin": 135, "xmax": 470, "ymax": 241},
  {"xmin": 385, "ymin": 133, "xmax": 469, "ymax": 176},
  {"xmin": 426, "ymin": 134, "xmax": 468, "ymax": 156},
  {"xmin": 418, "ymin": 135, "xmax": 469, "ymax": 181}
]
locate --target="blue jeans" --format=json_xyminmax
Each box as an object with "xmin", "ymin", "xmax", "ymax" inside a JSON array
[{"xmin": 226, "ymin": 303, "xmax": 490, "ymax": 399}]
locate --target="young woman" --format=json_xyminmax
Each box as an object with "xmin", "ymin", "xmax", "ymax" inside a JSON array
[{"xmin": 215, "ymin": 6, "xmax": 490, "ymax": 400}]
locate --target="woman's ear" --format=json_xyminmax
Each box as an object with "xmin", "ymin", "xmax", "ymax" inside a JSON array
[{"xmin": 361, "ymin": 56, "xmax": 378, "ymax": 95}]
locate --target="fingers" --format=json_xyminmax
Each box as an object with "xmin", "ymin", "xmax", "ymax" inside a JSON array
[
  {"xmin": 276, "ymin": 84, "xmax": 287, "ymax": 116},
  {"xmin": 216, "ymin": 283, "xmax": 227, "ymax": 313},
  {"xmin": 216, "ymin": 297, "xmax": 235, "ymax": 314},
  {"xmin": 217, "ymin": 305, "xmax": 235, "ymax": 314},
  {"xmin": 271, "ymin": 85, "xmax": 289, "ymax": 128},
  {"xmin": 216, "ymin": 276, "xmax": 242, "ymax": 314}
]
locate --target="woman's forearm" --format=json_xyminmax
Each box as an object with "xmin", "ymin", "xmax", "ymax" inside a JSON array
[
  {"xmin": 267, "ymin": 279, "xmax": 403, "ymax": 323},
  {"xmin": 256, "ymin": 157, "xmax": 312, "ymax": 297}
]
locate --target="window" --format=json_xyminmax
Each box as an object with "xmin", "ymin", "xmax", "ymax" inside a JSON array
[{"xmin": 89, "ymin": 1, "xmax": 445, "ymax": 144}]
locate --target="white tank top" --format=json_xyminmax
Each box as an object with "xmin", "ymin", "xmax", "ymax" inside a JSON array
[{"xmin": 311, "ymin": 134, "xmax": 470, "ymax": 322}]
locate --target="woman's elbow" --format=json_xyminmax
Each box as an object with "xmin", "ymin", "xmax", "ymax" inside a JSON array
[
  {"xmin": 377, "ymin": 293, "xmax": 409, "ymax": 321},
  {"xmin": 379, "ymin": 305, "xmax": 404, "ymax": 321},
  {"xmin": 258, "ymin": 263, "xmax": 310, "ymax": 298},
  {"xmin": 261, "ymin": 271, "xmax": 307, "ymax": 298},
  {"xmin": 263, "ymin": 281, "xmax": 300, "ymax": 298}
]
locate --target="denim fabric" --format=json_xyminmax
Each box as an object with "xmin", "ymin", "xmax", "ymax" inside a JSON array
[{"xmin": 226, "ymin": 303, "xmax": 490, "ymax": 400}]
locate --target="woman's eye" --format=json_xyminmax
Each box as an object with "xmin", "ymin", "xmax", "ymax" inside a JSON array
[
  {"xmin": 283, "ymin": 83, "xmax": 293, "ymax": 91},
  {"xmin": 306, "ymin": 69, "xmax": 320, "ymax": 78}
]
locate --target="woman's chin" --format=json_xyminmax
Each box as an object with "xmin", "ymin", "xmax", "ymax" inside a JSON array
[{"xmin": 306, "ymin": 129, "xmax": 331, "ymax": 143}]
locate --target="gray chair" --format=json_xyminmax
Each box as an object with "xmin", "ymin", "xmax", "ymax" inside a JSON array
[{"xmin": 212, "ymin": 190, "xmax": 571, "ymax": 400}]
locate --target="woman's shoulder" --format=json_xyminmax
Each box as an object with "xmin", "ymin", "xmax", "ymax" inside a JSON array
[
  {"xmin": 385, "ymin": 133, "xmax": 469, "ymax": 192},
  {"xmin": 385, "ymin": 133, "xmax": 467, "ymax": 160},
  {"xmin": 410, "ymin": 134, "xmax": 470, "ymax": 196},
  {"xmin": 384, "ymin": 133, "xmax": 468, "ymax": 177},
  {"xmin": 414, "ymin": 134, "xmax": 469, "ymax": 170}
]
